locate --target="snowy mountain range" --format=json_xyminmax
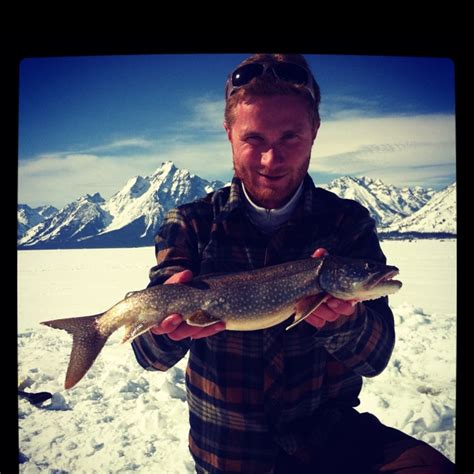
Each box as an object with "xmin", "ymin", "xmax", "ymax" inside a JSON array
[
  {"xmin": 18, "ymin": 204, "xmax": 58, "ymax": 239},
  {"xmin": 383, "ymin": 182, "xmax": 456, "ymax": 235},
  {"xmin": 320, "ymin": 176, "xmax": 436, "ymax": 227},
  {"xmin": 18, "ymin": 162, "xmax": 224, "ymax": 249},
  {"xmin": 18, "ymin": 161, "xmax": 456, "ymax": 249},
  {"xmin": 320, "ymin": 176, "xmax": 456, "ymax": 238}
]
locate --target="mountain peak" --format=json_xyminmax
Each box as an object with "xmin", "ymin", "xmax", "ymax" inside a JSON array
[
  {"xmin": 152, "ymin": 161, "xmax": 177, "ymax": 176},
  {"xmin": 331, "ymin": 175, "xmax": 376, "ymax": 186},
  {"xmin": 37, "ymin": 205, "xmax": 58, "ymax": 218},
  {"xmin": 355, "ymin": 176, "xmax": 384, "ymax": 186},
  {"xmin": 79, "ymin": 192, "xmax": 105, "ymax": 204},
  {"xmin": 123, "ymin": 175, "xmax": 150, "ymax": 198}
]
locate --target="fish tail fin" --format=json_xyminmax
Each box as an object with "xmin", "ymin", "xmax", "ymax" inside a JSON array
[{"xmin": 41, "ymin": 314, "xmax": 107, "ymax": 389}]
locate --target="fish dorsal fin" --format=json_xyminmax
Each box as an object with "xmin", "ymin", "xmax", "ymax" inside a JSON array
[
  {"xmin": 124, "ymin": 290, "xmax": 139, "ymax": 299},
  {"xmin": 285, "ymin": 293, "xmax": 330, "ymax": 331}
]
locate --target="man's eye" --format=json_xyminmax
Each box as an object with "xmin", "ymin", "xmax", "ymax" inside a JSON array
[
  {"xmin": 245, "ymin": 136, "xmax": 263, "ymax": 145},
  {"xmin": 283, "ymin": 134, "xmax": 298, "ymax": 142}
]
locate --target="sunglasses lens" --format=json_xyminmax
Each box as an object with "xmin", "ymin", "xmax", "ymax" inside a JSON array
[
  {"xmin": 273, "ymin": 63, "xmax": 309, "ymax": 84},
  {"xmin": 227, "ymin": 61, "xmax": 315, "ymax": 102},
  {"xmin": 232, "ymin": 63, "xmax": 265, "ymax": 87}
]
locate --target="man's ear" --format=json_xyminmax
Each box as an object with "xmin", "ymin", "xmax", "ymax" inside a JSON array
[
  {"xmin": 312, "ymin": 121, "xmax": 320, "ymax": 143},
  {"xmin": 223, "ymin": 121, "xmax": 232, "ymax": 142}
]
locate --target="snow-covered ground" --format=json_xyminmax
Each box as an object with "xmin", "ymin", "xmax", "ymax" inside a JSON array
[{"xmin": 18, "ymin": 240, "xmax": 456, "ymax": 472}]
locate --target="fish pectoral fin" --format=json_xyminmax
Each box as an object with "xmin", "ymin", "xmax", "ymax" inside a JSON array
[
  {"xmin": 285, "ymin": 293, "xmax": 330, "ymax": 331},
  {"xmin": 187, "ymin": 309, "xmax": 222, "ymax": 327}
]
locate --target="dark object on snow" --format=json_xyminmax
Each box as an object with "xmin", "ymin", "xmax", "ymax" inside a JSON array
[{"xmin": 18, "ymin": 390, "xmax": 53, "ymax": 406}]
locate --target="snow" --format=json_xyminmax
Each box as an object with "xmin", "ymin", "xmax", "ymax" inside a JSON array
[{"xmin": 18, "ymin": 240, "xmax": 456, "ymax": 472}]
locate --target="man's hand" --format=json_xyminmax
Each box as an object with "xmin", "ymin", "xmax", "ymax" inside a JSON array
[
  {"xmin": 150, "ymin": 270, "xmax": 226, "ymax": 340},
  {"xmin": 304, "ymin": 248, "xmax": 358, "ymax": 329}
]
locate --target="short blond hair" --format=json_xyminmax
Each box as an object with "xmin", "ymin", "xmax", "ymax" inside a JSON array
[{"xmin": 224, "ymin": 53, "xmax": 321, "ymax": 129}]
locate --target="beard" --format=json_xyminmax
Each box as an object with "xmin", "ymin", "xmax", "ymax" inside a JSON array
[{"xmin": 233, "ymin": 155, "xmax": 310, "ymax": 209}]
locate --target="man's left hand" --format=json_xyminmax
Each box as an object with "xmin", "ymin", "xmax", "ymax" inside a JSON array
[{"xmin": 305, "ymin": 248, "xmax": 358, "ymax": 329}]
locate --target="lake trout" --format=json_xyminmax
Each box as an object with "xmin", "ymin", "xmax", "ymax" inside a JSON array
[{"xmin": 41, "ymin": 254, "xmax": 402, "ymax": 389}]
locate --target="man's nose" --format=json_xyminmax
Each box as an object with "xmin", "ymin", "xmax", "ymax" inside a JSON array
[{"xmin": 261, "ymin": 147, "xmax": 282, "ymax": 166}]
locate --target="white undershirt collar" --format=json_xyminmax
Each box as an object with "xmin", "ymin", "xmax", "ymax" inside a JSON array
[{"xmin": 241, "ymin": 180, "xmax": 304, "ymax": 235}]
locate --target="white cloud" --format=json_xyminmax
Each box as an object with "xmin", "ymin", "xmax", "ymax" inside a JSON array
[
  {"xmin": 84, "ymin": 137, "xmax": 156, "ymax": 153},
  {"xmin": 18, "ymin": 154, "xmax": 148, "ymax": 208},
  {"xmin": 152, "ymin": 140, "xmax": 232, "ymax": 179},
  {"xmin": 179, "ymin": 96, "xmax": 225, "ymax": 134},
  {"xmin": 18, "ymin": 110, "xmax": 456, "ymax": 208},
  {"xmin": 311, "ymin": 114, "xmax": 455, "ymax": 188},
  {"xmin": 18, "ymin": 139, "xmax": 233, "ymax": 208},
  {"xmin": 320, "ymin": 93, "xmax": 384, "ymax": 120}
]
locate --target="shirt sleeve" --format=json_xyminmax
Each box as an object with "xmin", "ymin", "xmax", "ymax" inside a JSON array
[
  {"xmin": 131, "ymin": 207, "xmax": 200, "ymax": 372},
  {"xmin": 308, "ymin": 201, "xmax": 396, "ymax": 377},
  {"xmin": 148, "ymin": 207, "xmax": 202, "ymax": 286}
]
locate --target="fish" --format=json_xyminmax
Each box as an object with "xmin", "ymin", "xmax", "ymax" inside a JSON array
[{"xmin": 41, "ymin": 254, "xmax": 402, "ymax": 389}]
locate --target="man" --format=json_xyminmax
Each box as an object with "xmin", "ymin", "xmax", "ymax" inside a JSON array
[{"xmin": 132, "ymin": 54, "xmax": 454, "ymax": 473}]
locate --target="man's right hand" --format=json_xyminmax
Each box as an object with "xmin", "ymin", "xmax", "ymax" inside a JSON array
[{"xmin": 150, "ymin": 270, "xmax": 226, "ymax": 340}]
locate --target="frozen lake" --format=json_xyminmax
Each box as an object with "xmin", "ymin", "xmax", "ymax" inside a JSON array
[
  {"xmin": 17, "ymin": 240, "xmax": 456, "ymax": 472},
  {"xmin": 17, "ymin": 240, "xmax": 456, "ymax": 331}
]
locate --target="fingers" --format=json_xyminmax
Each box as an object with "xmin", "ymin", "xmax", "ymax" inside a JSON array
[
  {"xmin": 312, "ymin": 302, "xmax": 340, "ymax": 322},
  {"xmin": 150, "ymin": 314, "xmax": 226, "ymax": 340},
  {"xmin": 150, "ymin": 314, "xmax": 183, "ymax": 335},
  {"xmin": 305, "ymin": 313, "xmax": 327, "ymax": 328},
  {"xmin": 326, "ymin": 298, "xmax": 357, "ymax": 316},
  {"xmin": 167, "ymin": 322, "xmax": 203, "ymax": 340},
  {"xmin": 305, "ymin": 297, "xmax": 357, "ymax": 329},
  {"xmin": 311, "ymin": 247, "xmax": 328, "ymax": 258},
  {"xmin": 164, "ymin": 269, "xmax": 193, "ymax": 285},
  {"xmin": 180, "ymin": 322, "xmax": 226, "ymax": 340},
  {"xmin": 305, "ymin": 307, "xmax": 338, "ymax": 329},
  {"xmin": 167, "ymin": 321, "xmax": 226, "ymax": 340}
]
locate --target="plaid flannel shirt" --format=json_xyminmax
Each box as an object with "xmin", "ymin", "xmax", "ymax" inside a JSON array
[{"xmin": 132, "ymin": 174, "xmax": 395, "ymax": 473}]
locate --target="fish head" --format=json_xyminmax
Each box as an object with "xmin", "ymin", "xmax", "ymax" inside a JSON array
[{"xmin": 318, "ymin": 255, "xmax": 402, "ymax": 301}]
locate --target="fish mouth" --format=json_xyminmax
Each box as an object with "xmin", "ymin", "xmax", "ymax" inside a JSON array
[{"xmin": 368, "ymin": 268, "xmax": 401, "ymax": 289}]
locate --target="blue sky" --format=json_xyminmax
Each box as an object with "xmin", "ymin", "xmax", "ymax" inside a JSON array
[{"xmin": 18, "ymin": 53, "xmax": 456, "ymax": 208}]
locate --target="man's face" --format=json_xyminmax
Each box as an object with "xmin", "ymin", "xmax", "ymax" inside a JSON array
[{"xmin": 224, "ymin": 95, "xmax": 318, "ymax": 209}]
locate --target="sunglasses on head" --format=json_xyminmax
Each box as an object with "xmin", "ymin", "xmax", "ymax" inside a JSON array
[{"xmin": 225, "ymin": 61, "xmax": 317, "ymax": 102}]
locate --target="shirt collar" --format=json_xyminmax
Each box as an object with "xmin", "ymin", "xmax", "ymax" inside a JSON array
[
  {"xmin": 215, "ymin": 174, "xmax": 319, "ymax": 222},
  {"xmin": 241, "ymin": 180, "xmax": 304, "ymax": 235},
  {"xmin": 219, "ymin": 176, "xmax": 246, "ymax": 216},
  {"xmin": 241, "ymin": 180, "xmax": 304, "ymax": 215}
]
